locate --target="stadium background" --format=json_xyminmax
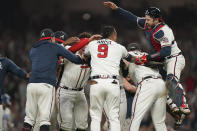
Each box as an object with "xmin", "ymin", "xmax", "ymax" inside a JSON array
[{"xmin": 0, "ymin": 0, "xmax": 197, "ymax": 130}]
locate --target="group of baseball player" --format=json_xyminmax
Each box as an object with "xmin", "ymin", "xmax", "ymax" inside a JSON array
[{"xmin": 0, "ymin": 1, "xmax": 191, "ymax": 131}]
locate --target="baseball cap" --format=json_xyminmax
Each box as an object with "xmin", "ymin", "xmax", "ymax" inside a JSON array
[
  {"xmin": 40, "ymin": 28, "xmax": 54, "ymax": 40},
  {"xmin": 54, "ymin": 31, "xmax": 68, "ymax": 43}
]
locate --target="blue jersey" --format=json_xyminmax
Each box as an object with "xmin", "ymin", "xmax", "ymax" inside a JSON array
[
  {"xmin": 0, "ymin": 56, "xmax": 27, "ymax": 97},
  {"xmin": 29, "ymin": 40, "xmax": 84, "ymax": 86}
]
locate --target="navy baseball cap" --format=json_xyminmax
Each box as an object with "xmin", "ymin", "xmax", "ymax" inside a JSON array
[
  {"xmin": 54, "ymin": 31, "xmax": 68, "ymax": 43},
  {"xmin": 40, "ymin": 28, "xmax": 54, "ymax": 40}
]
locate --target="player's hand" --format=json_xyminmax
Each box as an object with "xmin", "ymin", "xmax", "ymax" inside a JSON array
[
  {"xmin": 26, "ymin": 72, "xmax": 31, "ymax": 79},
  {"xmin": 89, "ymin": 34, "xmax": 102, "ymax": 41},
  {"xmin": 104, "ymin": 1, "xmax": 118, "ymax": 10},
  {"xmin": 64, "ymin": 37, "xmax": 80, "ymax": 46},
  {"xmin": 136, "ymin": 55, "xmax": 148, "ymax": 65}
]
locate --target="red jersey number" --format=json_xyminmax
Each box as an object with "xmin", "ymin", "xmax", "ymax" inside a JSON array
[{"xmin": 97, "ymin": 44, "xmax": 108, "ymax": 58}]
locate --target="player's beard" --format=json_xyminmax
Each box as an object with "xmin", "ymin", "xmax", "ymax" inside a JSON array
[{"xmin": 147, "ymin": 23, "xmax": 156, "ymax": 29}]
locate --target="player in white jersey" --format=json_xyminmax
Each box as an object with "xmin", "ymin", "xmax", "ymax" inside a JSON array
[
  {"xmin": 104, "ymin": 1, "xmax": 190, "ymax": 116},
  {"xmin": 84, "ymin": 26, "xmax": 135, "ymax": 131},
  {"xmin": 123, "ymin": 50, "xmax": 168, "ymax": 131},
  {"xmin": 56, "ymin": 32, "xmax": 92, "ymax": 131}
]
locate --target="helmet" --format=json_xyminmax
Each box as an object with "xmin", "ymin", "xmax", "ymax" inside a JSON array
[
  {"xmin": 54, "ymin": 31, "xmax": 68, "ymax": 43},
  {"xmin": 145, "ymin": 7, "xmax": 162, "ymax": 19}
]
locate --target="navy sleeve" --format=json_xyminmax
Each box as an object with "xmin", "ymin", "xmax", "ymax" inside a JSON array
[
  {"xmin": 148, "ymin": 46, "xmax": 171, "ymax": 60},
  {"xmin": 7, "ymin": 59, "xmax": 27, "ymax": 79},
  {"xmin": 137, "ymin": 18, "xmax": 146, "ymax": 29},
  {"xmin": 160, "ymin": 46, "xmax": 171, "ymax": 58},
  {"xmin": 117, "ymin": 8, "xmax": 138, "ymax": 25},
  {"xmin": 125, "ymin": 54, "xmax": 133, "ymax": 62},
  {"xmin": 55, "ymin": 44, "xmax": 84, "ymax": 64}
]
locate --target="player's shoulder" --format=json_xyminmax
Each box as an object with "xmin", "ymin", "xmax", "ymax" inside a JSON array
[
  {"xmin": 154, "ymin": 24, "xmax": 172, "ymax": 39},
  {"xmin": 161, "ymin": 24, "xmax": 172, "ymax": 32}
]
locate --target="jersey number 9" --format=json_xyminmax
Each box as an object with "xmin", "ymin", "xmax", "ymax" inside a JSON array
[{"xmin": 97, "ymin": 44, "xmax": 108, "ymax": 58}]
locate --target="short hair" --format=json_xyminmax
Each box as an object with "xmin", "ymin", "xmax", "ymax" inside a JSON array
[
  {"xmin": 101, "ymin": 26, "xmax": 116, "ymax": 39},
  {"xmin": 78, "ymin": 32, "xmax": 92, "ymax": 39}
]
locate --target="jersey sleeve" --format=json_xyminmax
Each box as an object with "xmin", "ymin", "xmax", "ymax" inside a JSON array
[
  {"xmin": 84, "ymin": 43, "xmax": 91, "ymax": 57},
  {"xmin": 137, "ymin": 17, "xmax": 146, "ymax": 29},
  {"xmin": 55, "ymin": 44, "xmax": 84, "ymax": 64},
  {"xmin": 7, "ymin": 59, "xmax": 27, "ymax": 79},
  {"xmin": 68, "ymin": 38, "xmax": 90, "ymax": 53},
  {"xmin": 121, "ymin": 46, "xmax": 129, "ymax": 58},
  {"xmin": 154, "ymin": 28, "xmax": 174, "ymax": 48}
]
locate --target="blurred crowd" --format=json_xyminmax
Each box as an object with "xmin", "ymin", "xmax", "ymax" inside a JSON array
[{"xmin": 0, "ymin": 4, "xmax": 197, "ymax": 131}]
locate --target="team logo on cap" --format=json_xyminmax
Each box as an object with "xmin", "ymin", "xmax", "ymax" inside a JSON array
[
  {"xmin": 60, "ymin": 35, "xmax": 64, "ymax": 40},
  {"xmin": 41, "ymin": 32, "xmax": 45, "ymax": 37}
]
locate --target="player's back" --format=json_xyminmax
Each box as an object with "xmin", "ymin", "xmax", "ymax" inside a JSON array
[
  {"xmin": 128, "ymin": 51, "xmax": 161, "ymax": 86},
  {"xmin": 86, "ymin": 39, "xmax": 127, "ymax": 76}
]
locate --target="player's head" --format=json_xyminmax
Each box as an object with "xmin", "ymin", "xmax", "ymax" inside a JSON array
[
  {"xmin": 78, "ymin": 32, "xmax": 92, "ymax": 39},
  {"xmin": 127, "ymin": 43, "xmax": 141, "ymax": 52},
  {"xmin": 54, "ymin": 31, "xmax": 68, "ymax": 44},
  {"xmin": 1, "ymin": 94, "xmax": 11, "ymax": 107},
  {"xmin": 101, "ymin": 25, "xmax": 117, "ymax": 41},
  {"xmin": 145, "ymin": 7, "xmax": 163, "ymax": 29},
  {"xmin": 40, "ymin": 28, "xmax": 54, "ymax": 41},
  {"xmin": 78, "ymin": 32, "xmax": 92, "ymax": 54},
  {"xmin": 127, "ymin": 43, "xmax": 144, "ymax": 57}
]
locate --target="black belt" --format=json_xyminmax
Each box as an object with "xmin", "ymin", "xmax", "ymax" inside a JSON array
[
  {"xmin": 60, "ymin": 86, "xmax": 83, "ymax": 91},
  {"xmin": 90, "ymin": 75, "xmax": 118, "ymax": 80},
  {"xmin": 137, "ymin": 76, "xmax": 161, "ymax": 86},
  {"xmin": 166, "ymin": 52, "xmax": 182, "ymax": 59}
]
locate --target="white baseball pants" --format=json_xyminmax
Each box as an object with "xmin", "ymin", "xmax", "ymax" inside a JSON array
[
  {"xmin": 165, "ymin": 54, "xmax": 185, "ymax": 80},
  {"xmin": 103, "ymin": 86, "xmax": 127, "ymax": 131},
  {"xmin": 56, "ymin": 87, "xmax": 88, "ymax": 131},
  {"xmin": 24, "ymin": 83, "xmax": 55, "ymax": 127},
  {"xmin": 90, "ymin": 79, "xmax": 121, "ymax": 131},
  {"xmin": 129, "ymin": 78, "xmax": 167, "ymax": 131}
]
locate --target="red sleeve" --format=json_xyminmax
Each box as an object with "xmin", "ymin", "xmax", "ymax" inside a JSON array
[{"xmin": 68, "ymin": 38, "xmax": 90, "ymax": 53}]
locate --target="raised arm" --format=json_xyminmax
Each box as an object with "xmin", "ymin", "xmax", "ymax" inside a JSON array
[
  {"xmin": 104, "ymin": 1, "xmax": 145, "ymax": 28},
  {"xmin": 67, "ymin": 35, "xmax": 102, "ymax": 53}
]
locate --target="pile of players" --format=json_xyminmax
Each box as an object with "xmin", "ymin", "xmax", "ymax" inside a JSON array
[{"xmin": 0, "ymin": 1, "xmax": 191, "ymax": 131}]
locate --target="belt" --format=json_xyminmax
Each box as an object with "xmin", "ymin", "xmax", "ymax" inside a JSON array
[
  {"xmin": 89, "ymin": 75, "xmax": 118, "ymax": 80},
  {"xmin": 60, "ymin": 86, "xmax": 83, "ymax": 91},
  {"xmin": 137, "ymin": 76, "xmax": 161, "ymax": 86},
  {"xmin": 166, "ymin": 52, "xmax": 182, "ymax": 60}
]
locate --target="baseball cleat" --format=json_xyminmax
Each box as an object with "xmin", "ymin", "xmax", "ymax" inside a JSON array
[
  {"xmin": 180, "ymin": 107, "xmax": 191, "ymax": 115},
  {"xmin": 174, "ymin": 113, "xmax": 186, "ymax": 129}
]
